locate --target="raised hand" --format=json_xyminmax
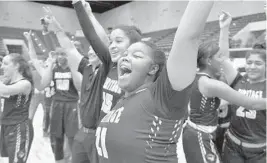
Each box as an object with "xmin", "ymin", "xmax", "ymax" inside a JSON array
[
  {"xmin": 43, "ymin": 6, "xmax": 54, "ymax": 23},
  {"xmin": 72, "ymin": 0, "xmax": 81, "ymax": 5},
  {"xmin": 83, "ymin": 1, "xmax": 92, "ymax": 14},
  {"xmin": 219, "ymin": 11, "xmax": 232, "ymax": 29},
  {"xmin": 42, "ymin": 6, "xmax": 63, "ymax": 32},
  {"xmin": 23, "ymin": 31, "xmax": 33, "ymax": 42}
]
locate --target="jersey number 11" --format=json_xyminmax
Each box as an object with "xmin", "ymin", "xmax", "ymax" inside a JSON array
[{"xmin": 96, "ymin": 127, "xmax": 109, "ymax": 159}]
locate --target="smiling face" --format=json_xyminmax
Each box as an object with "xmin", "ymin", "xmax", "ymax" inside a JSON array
[
  {"xmin": 245, "ymin": 53, "xmax": 266, "ymax": 82},
  {"xmin": 55, "ymin": 49, "xmax": 68, "ymax": 67},
  {"xmin": 109, "ymin": 29, "xmax": 131, "ymax": 63},
  {"xmin": 117, "ymin": 42, "xmax": 158, "ymax": 93}
]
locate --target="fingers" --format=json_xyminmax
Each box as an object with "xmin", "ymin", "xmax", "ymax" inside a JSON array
[
  {"xmin": 23, "ymin": 32, "xmax": 28, "ymax": 37},
  {"xmin": 222, "ymin": 11, "xmax": 231, "ymax": 19},
  {"xmin": 23, "ymin": 30, "xmax": 33, "ymax": 40},
  {"xmin": 43, "ymin": 6, "xmax": 52, "ymax": 15}
]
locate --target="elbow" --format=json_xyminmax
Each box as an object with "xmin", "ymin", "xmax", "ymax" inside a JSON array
[{"xmin": 74, "ymin": 83, "xmax": 82, "ymax": 92}]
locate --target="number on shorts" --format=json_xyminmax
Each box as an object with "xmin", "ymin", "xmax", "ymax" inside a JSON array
[
  {"xmin": 236, "ymin": 106, "xmax": 256, "ymax": 119},
  {"xmin": 101, "ymin": 93, "xmax": 113, "ymax": 114},
  {"xmin": 56, "ymin": 79, "xmax": 70, "ymax": 91},
  {"xmin": 96, "ymin": 127, "xmax": 108, "ymax": 158}
]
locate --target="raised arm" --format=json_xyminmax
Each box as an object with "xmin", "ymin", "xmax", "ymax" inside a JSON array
[
  {"xmin": 0, "ymin": 80, "xmax": 31, "ymax": 97},
  {"xmin": 38, "ymin": 57, "xmax": 55, "ymax": 91},
  {"xmin": 42, "ymin": 6, "xmax": 83, "ymax": 72},
  {"xmin": 42, "ymin": 23, "xmax": 60, "ymax": 52},
  {"xmin": 167, "ymin": 0, "xmax": 214, "ymax": 91},
  {"xmin": 24, "ymin": 31, "xmax": 45, "ymax": 75},
  {"xmin": 70, "ymin": 68, "xmax": 82, "ymax": 91},
  {"xmin": 217, "ymin": 11, "xmax": 238, "ymax": 85},
  {"xmin": 73, "ymin": 1, "xmax": 111, "ymax": 68},
  {"xmin": 78, "ymin": 0, "xmax": 109, "ymax": 47},
  {"xmin": 199, "ymin": 76, "xmax": 266, "ymax": 110}
]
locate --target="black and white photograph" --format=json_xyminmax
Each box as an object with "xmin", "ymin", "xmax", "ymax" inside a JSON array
[{"xmin": 0, "ymin": 0, "xmax": 266, "ymax": 163}]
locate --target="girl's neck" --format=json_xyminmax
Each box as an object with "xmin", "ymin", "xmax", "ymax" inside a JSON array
[
  {"xmin": 198, "ymin": 68, "xmax": 215, "ymax": 79},
  {"xmin": 10, "ymin": 72, "xmax": 24, "ymax": 84},
  {"xmin": 59, "ymin": 64, "xmax": 68, "ymax": 69},
  {"xmin": 124, "ymin": 81, "xmax": 153, "ymax": 98}
]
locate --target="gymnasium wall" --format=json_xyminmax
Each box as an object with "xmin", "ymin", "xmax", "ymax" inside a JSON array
[
  {"xmin": 98, "ymin": 1, "xmax": 265, "ymax": 33},
  {"xmin": 0, "ymin": 1, "xmax": 101, "ymax": 33}
]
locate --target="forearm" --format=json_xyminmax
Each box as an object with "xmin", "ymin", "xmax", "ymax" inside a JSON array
[
  {"xmin": 71, "ymin": 70, "xmax": 82, "ymax": 91},
  {"xmin": 220, "ymin": 59, "xmax": 238, "ymax": 85},
  {"xmin": 55, "ymin": 29, "xmax": 83, "ymax": 70},
  {"xmin": 73, "ymin": 1, "xmax": 111, "ymax": 66},
  {"xmin": 27, "ymin": 39, "xmax": 38, "ymax": 60},
  {"xmin": 43, "ymin": 30, "xmax": 60, "ymax": 51},
  {"xmin": 211, "ymin": 82, "xmax": 266, "ymax": 110},
  {"xmin": 249, "ymin": 98, "xmax": 266, "ymax": 111},
  {"xmin": 66, "ymin": 48, "xmax": 83, "ymax": 73},
  {"xmin": 167, "ymin": 0, "xmax": 214, "ymax": 90},
  {"xmin": 28, "ymin": 96, "xmax": 39, "ymax": 120},
  {"xmin": 0, "ymin": 82, "xmax": 9, "ymax": 95},
  {"xmin": 39, "ymin": 66, "xmax": 53, "ymax": 90},
  {"xmin": 87, "ymin": 13, "xmax": 109, "ymax": 47},
  {"xmin": 219, "ymin": 27, "xmax": 230, "ymax": 59},
  {"xmin": 176, "ymin": 0, "xmax": 215, "ymax": 40},
  {"xmin": 32, "ymin": 59, "xmax": 45, "ymax": 75}
]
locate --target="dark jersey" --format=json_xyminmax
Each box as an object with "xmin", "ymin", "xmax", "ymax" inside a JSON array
[
  {"xmin": 78, "ymin": 57, "xmax": 109, "ymax": 129},
  {"xmin": 52, "ymin": 66, "xmax": 79, "ymax": 102},
  {"xmin": 188, "ymin": 73, "xmax": 220, "ymax": 126},
  {"xmin": 0, "ymin": 79, "xmax": 32, "ymax": 125},
  {"xmin": 99, "ymin": 66, "xmax": 123, "ymax": 120},
  {"xmin": 229, "ymin": 73, "xmax": 266, "ymax": 143},
  {"xmin": 97, "ymin": 67, "xmax": 193, "ymax": 163},
  {"xmin": 74, "ymin": 1, "xmax": 124, "ymax": 129}
]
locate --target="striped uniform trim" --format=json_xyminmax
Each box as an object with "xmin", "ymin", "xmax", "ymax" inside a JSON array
[
  {"xmin": 197, "ymin": 132, "xmax": 207, "ymax": 163},
  {"xmin": 23, "ymin": 122, "xmax": 30, "ymax": 162},
  {"xmin": 14, "ymin": 124, "xmax": 21, "ymax": 163},
  {"xmin": 209, "ymin": 135, "xmax": 220, "ymax": 163}
]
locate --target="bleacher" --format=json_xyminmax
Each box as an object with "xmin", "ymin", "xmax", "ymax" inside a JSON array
[
  {"xmin": 0, "ymin": 26, "xmax": 77, "ymax": 60},
  {"xmin": 145, "ymin": 13, "xmax": 266, "ymax": 52}
]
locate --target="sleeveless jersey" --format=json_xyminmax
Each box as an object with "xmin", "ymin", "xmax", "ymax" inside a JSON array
[
  {"xmin": 188, "ymin": 73, "xmax": 220, "ymax": 126},
  {"xmin": 97, "ymin": 67, "xmax": 193, "ymax": 163},
  {"xmin": 229, "ymin": 73, "xmax": 266, "ymax": 143},
  {"xmin": 52, "ymin": 65, "xmax": 79, "ymax": 102},
  {"xmin": 0, "ymin": 79, "xmax": 32, "ymax": 125}
]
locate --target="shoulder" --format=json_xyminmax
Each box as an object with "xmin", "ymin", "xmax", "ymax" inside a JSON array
[
  {"xmin": 198, "ymin": 76, "xmax": 221, "ymax": 98},
  {"xmin": 20, "ymin": 79, "xmax": 32, "ymax": 89}
]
